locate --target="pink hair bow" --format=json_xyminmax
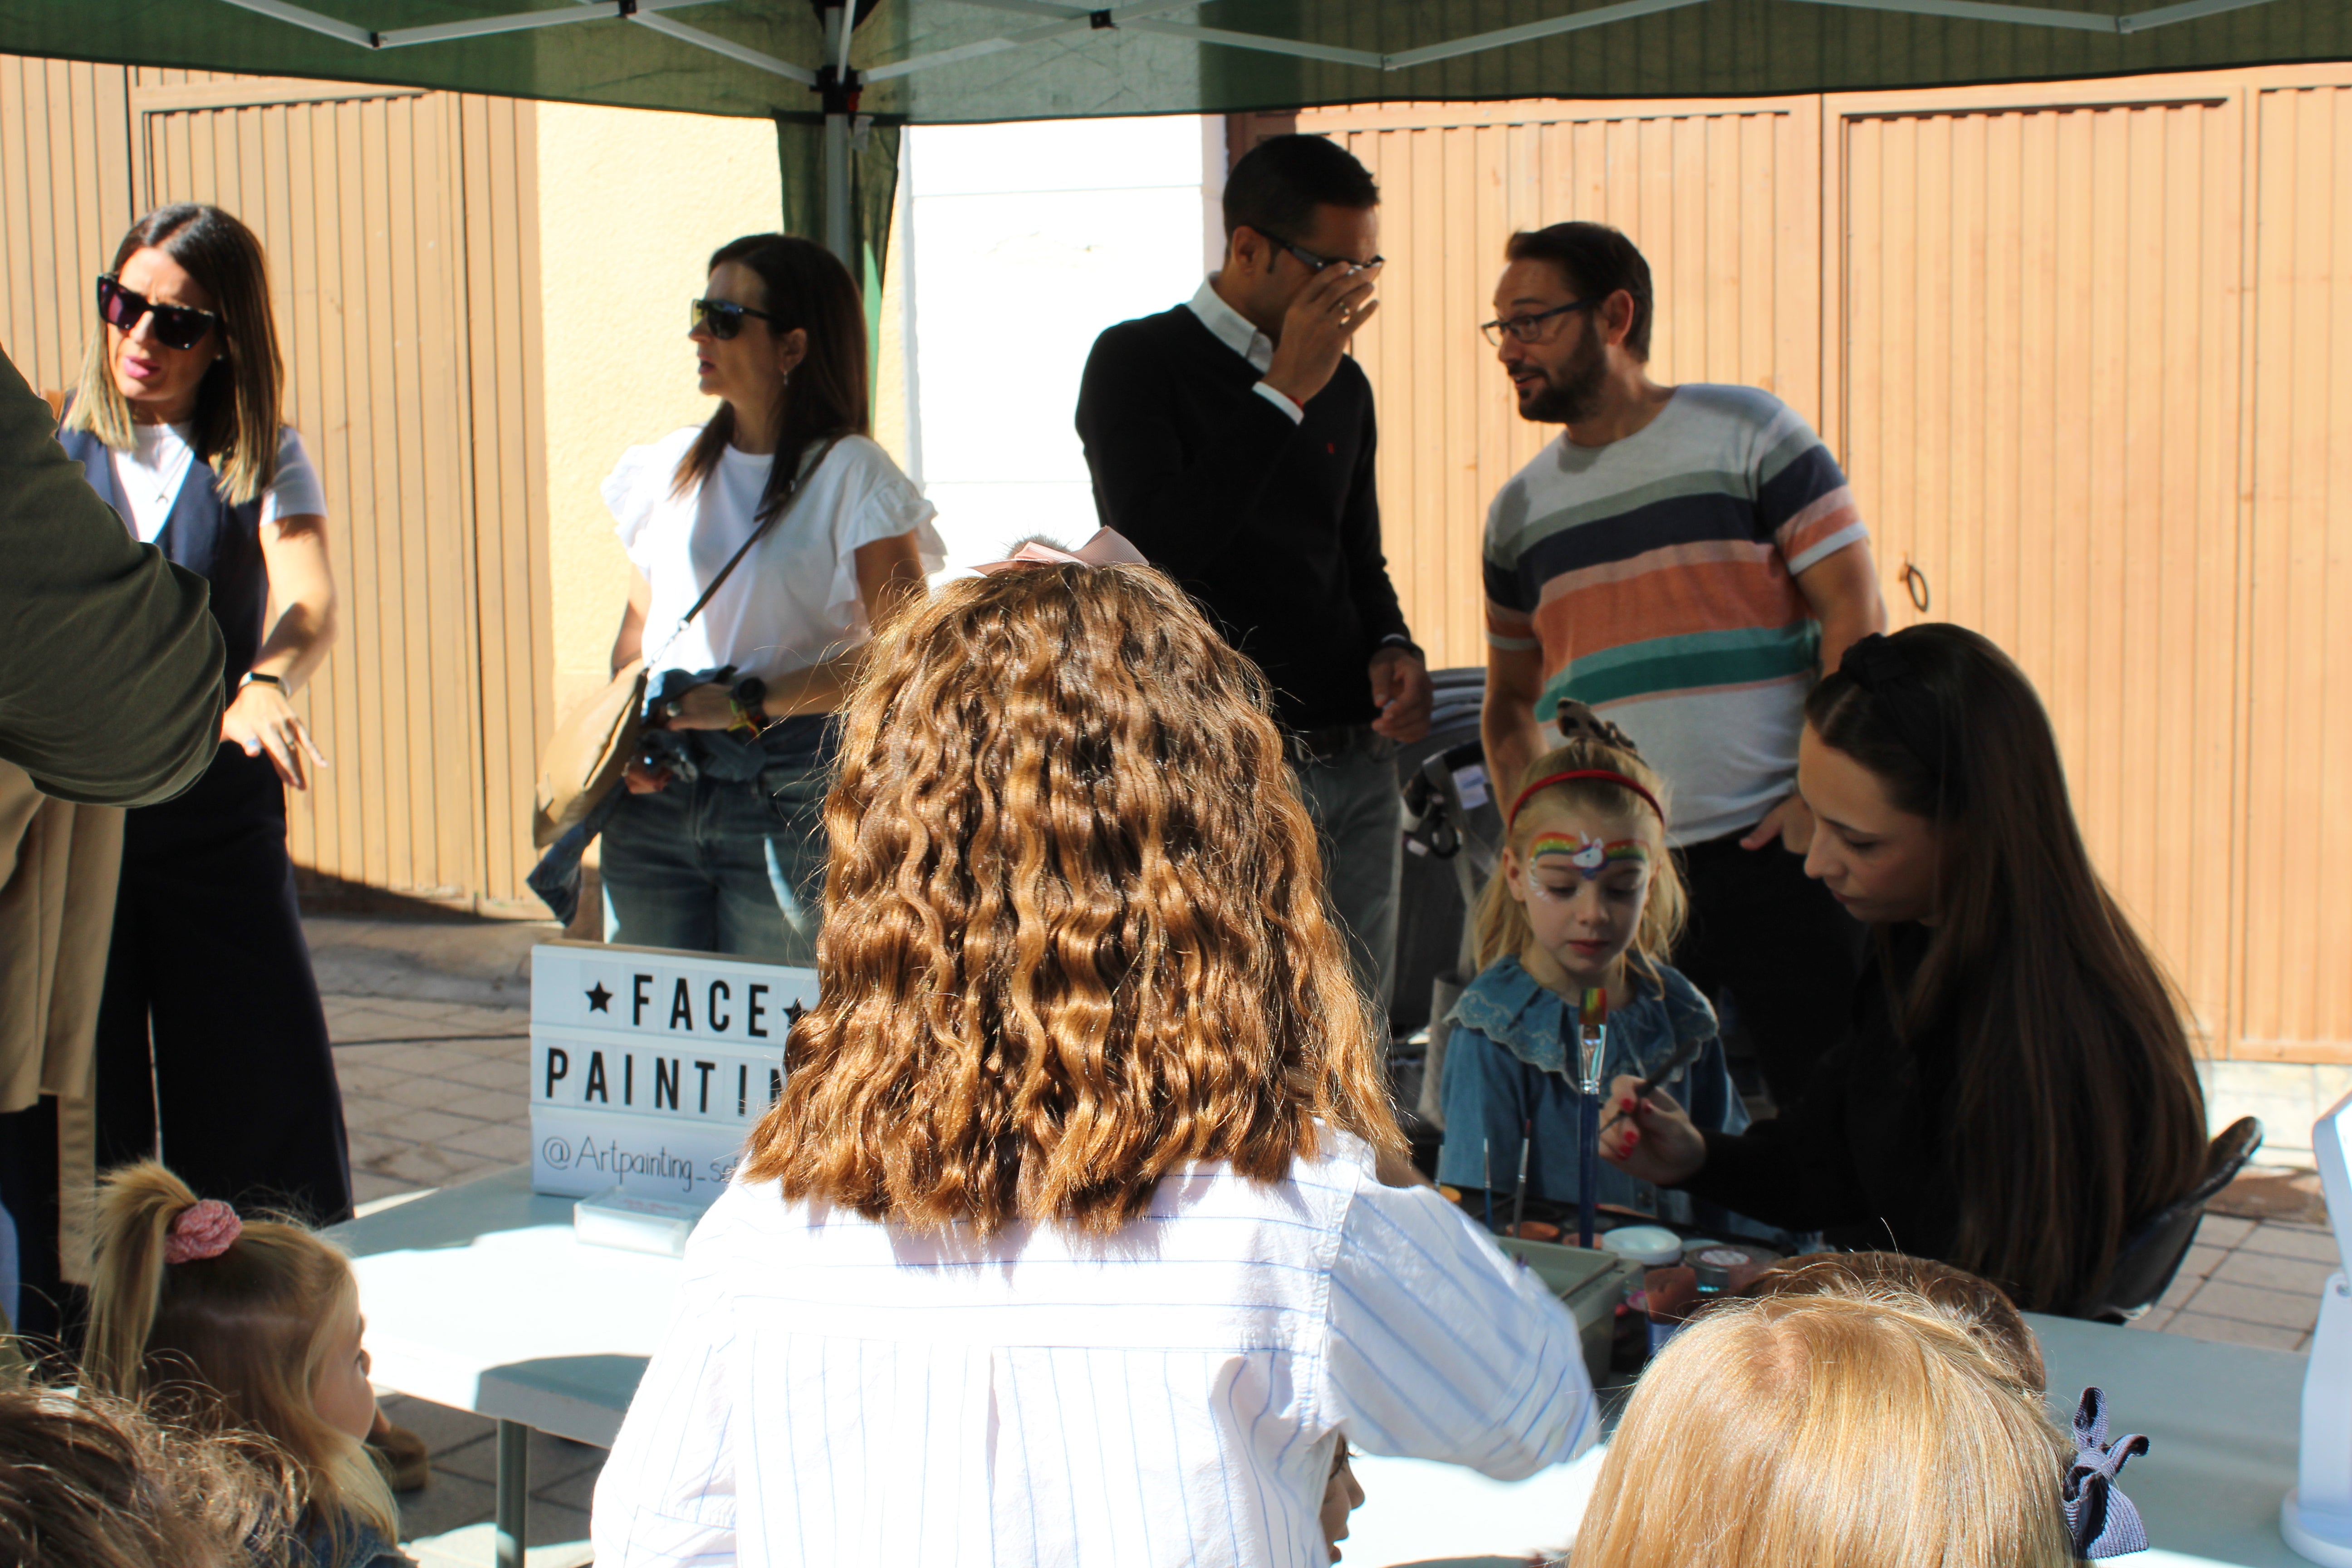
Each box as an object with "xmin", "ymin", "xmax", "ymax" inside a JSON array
[
  {"xmin": 971, "ymin": 527, "xmax": 1149, "ymax": 575},
  {"xmin": 164, "ymin": 1199, "xmax": 242, "ymax": 1264}
]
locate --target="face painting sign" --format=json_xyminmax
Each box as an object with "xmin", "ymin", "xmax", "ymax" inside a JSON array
[{"xmin": 529, "ymin": 945, "xmax": 819, "ymax": 1200}]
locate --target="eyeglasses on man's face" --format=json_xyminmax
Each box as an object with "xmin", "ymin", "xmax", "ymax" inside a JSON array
[
  {"xmin": 1481, "ymin": 298, "xmax": 1599, "ymax": 347},
  {"xmin": 1258, "ymin": 230, "xmax": 1383, "ymax": 274}
]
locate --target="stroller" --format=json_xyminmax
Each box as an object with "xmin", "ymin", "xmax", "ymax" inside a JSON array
[{"xmin": 1386, "ymin": 667, "xmax": 1505, "ymax": 1161}]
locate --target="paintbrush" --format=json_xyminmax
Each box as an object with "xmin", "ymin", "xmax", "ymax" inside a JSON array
[
  {"xmin": 1509, "ymin": 1118, "xmax": 1531, "ymax": 1237},
  {"xmin": 1577, "ymin": 988, "xmax": 1606, "ymax": 1249},
  {"xmin": 1598, "ymin": 1031, "xmax": 1708, "ymax": 1136}
]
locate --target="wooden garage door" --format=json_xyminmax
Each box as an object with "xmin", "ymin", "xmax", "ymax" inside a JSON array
[
  {"xmin": 1300, "ymin": 98, "xmax": 1824, "ymax": 672},
  {"xmin": 1835, "ymin": 88, "xmax": 2247, "ymax": 1050},
  {"xmin": 129, "ymin": 73, "xmax": 550, "ymax": 909},
  {"xmin": 2239, "ymin": 83, "xmax": 2352, "ymax": 1062}
]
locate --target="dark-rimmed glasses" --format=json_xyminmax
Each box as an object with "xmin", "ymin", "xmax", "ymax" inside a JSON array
[
  {"xmin": 691, "ymin": 297, "xmax": 780, "ymax": 340},
  {"xmin": 1481, "ymin": 299, "xmax": 1598, "ymax": 347},
  {"xmin": 1259, "ymin": 231, "xmax": 1383, "ymax": 274},
  {"xmin": 96, "ymin": 274, "xmax": 218, "ymax": 352}
]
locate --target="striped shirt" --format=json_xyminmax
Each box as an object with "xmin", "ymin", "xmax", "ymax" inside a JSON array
[
  {"xmin": 1484, "ymin": 385, "xmax": 1867, "ymax": 844},
  {"xmin": 591, "ymin": 1130, "xmax": 1597, "ymax": 1568}
]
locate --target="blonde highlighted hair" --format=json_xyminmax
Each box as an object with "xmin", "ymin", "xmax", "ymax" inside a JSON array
[
  {"xmin": 742, "ymin": 563, "xmax": 1403, "ymax": 1233},
  {"xmin": 83, "ymin": 1163, "xmax": 395, "ymax": 1551},
  {"xmin": 64, "ymin": 204, "xmax": 284, "ymax": 505},
  {"xmin": 1574, "ymin": 1293, "xmax": 2074, "ymax": 1568},
  {"xmin": 1472, "ymin": 706, "xmax": 1685, "ymax": 975}
]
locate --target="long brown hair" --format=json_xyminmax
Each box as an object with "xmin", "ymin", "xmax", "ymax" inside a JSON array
[
  {"xmin": 1471, "ymin": 705, "xmax": 1685, "ymax": 978},
  {"xmin": 65, "ymin": 204, "xmax": 284, "ymax": 505},
  {"xmin": 672, "ymin": 232, "xmax": 868, "ymax": 522},
  {"xmin": 84, "ymin": 1163, "xmax": 396, "ymax": 1551},
  {"xmin": 1806, "ymin": 623, "xmax": 2207, "ymax": 1312},
  {"xmin": 743, "ymin": 564, "xmax": 1403, "ymax": 1233},
  {"xmin": 1575, "ymin": 1293, "xmax": 2073, "ymax": 1568}
]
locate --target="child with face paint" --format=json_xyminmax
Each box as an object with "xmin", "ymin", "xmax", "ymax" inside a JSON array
[{"xmin": 1436, "ymin": 706, "xmax": 1764, "ymax": 1237}]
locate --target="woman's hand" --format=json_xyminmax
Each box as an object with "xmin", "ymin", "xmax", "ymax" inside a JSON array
[
  {"xmin": 222, "ymin": 679, "xmax": 329, "ymax": 790},
  {"xmin": 659, "ymin": 682, "xmax": 740, "ymax": 731},
  {"xmin": 1597, "ymin": 1074, "xmax": 1708, "ymax": 1186},
  {"xmin": 622, "ymin": 758, "xmax": 672, "ymax": 794}
]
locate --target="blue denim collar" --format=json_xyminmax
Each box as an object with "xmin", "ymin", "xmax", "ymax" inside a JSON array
[{"xmin": 1449, "ymin": 955, "xmax": 1717, "ymax": 1077}]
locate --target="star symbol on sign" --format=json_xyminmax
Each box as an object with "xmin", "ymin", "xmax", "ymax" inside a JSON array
[
  {"xmin": 783, "ymin": 999, "xmax": 807, "ymax": 1031},
  {"xmin": 586, "ymin": 982, "xmax": 612, "ymax": 1013}
]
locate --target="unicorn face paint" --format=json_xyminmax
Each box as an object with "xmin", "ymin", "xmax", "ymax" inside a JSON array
[{"xmin": 1506, "ymin": 807, "xmax": 1656, "ymax": 998}]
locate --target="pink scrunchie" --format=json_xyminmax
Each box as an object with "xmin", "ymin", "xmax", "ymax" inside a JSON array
[{"xmin": 164, "ymin": 1199, "xmax": 242, "ymax": 1264}]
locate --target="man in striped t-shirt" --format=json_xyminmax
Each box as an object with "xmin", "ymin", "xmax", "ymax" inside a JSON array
[{"xmin": 1478, "ymin": 223, "xmax": 1886, "ymax": 1105}]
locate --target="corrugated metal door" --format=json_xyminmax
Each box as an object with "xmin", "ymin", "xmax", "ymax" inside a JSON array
[
  {"xmin": 1300, "ymin": 98, "xmax": 1824, "ymax": 671},
  {"xmin": 2240, "ymin": 83, "xmax": 2352, "ymax": 1062},
  {"xmin": 1833, "ymin": 87, "xmax": 2247, "ymax": 1051},
  {"xmin": 0, "ymin": 57, "xmax": 132, "ymax": 393},
  {"xmin": 126, "ymin": 73, "xmax": 550, "ymax": 910}
]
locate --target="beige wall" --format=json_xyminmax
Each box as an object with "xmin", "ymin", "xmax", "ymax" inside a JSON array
[{"xmin": 535, "ymin": 102, "xmax": 784, "ymax": 720}]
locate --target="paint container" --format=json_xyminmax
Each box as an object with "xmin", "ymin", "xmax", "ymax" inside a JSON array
[
  {"xmin": 1643, "ymin": 1264, "xmax": 1700, "ymax": 1357},
  {"xmin": 1689, "ymin": 1243, "xmax": 1775, "ymax": 1297},
  {"xmin": 1601, "ymin": 1226, "xmax": 1685, "ymax": 1368}
]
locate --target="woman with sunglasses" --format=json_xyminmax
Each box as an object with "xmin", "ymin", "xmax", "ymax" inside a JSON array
[
  {"xmin": 57, "ymin": 203, "xmax": 351, "ymax": 1224},
  {"xmin": 598, "ymin": 233, "xmax": 939, "ymax": 960}
]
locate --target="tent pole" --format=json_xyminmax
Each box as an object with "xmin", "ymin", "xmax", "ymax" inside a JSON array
[{"xmin": 821, "ymin": 3, "xmax": 856, "ymax": 272}]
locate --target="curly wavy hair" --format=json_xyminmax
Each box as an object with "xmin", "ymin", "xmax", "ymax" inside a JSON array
[{"xmin": 741, "ymin": 563, "xmax": 1403, "ymax": 1234}]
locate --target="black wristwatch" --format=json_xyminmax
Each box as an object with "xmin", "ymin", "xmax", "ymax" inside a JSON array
[{"xmin": 727, "ymin": 675, "xmax": 769, "ymax": 735}]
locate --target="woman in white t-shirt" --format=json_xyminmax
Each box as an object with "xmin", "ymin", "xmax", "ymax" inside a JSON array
[
  {"xmin": 55, "ymin": 204, "xmax": 352, "ymax": 1225},
  {"xmin": 598, "ymin": 234, "xmax": 941, "ymax": 960}
]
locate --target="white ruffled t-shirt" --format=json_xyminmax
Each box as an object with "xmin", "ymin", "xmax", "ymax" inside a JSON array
[{"xmin": 604, "ymin": 430, "xmax": 942, "ymax": 683}]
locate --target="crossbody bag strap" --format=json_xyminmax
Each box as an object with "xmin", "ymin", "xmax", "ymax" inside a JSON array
[{"xmin": 647, "ymin": 433, "xmax": 843, "ymax": 667}]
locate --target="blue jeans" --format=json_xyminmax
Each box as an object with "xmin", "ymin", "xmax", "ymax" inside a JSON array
[
  {"xmin": 600, "ymin": 719, "xmax": 835, "ymax": 962},
  {"xmin": 1290, "ymin": 730, "xmax": 1403, "ymax": 1014}
]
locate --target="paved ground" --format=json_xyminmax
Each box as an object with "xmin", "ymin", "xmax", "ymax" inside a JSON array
[{"xmin": 309, "ymin": 914, "xmax": 2342, "ymax": 1563}]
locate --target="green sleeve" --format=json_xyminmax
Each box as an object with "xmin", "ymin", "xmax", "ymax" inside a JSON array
[{"xmin": 0, "ymin": 352, "xmax": 225, "ymax": 806}]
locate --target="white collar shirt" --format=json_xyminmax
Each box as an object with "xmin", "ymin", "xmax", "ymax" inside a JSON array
[
  {"xmin": 1186, "ymin": 277, "xmax": 1305, "ymax": 424},
  {"xmin": 592, "ymin": 1131, "xmax": 1597, "ymax": 1568}
]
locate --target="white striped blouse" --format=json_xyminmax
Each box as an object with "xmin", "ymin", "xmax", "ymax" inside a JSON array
[{"xmin": 590, "ymin": 1128, "xmax": 1597, "ymax": 1568}]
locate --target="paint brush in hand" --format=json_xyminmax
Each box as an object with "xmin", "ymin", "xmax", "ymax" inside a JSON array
[{"xmin": 1599, "ymin": 1033, "xmax": 1708, "ymax": 1137}]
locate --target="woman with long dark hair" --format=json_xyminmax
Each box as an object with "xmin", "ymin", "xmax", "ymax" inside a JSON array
[
  {"xmin": 598, "ymin": 233, "xmax": 939, "ymax": 959},
  {"xmin": 1602, "ymin": 623, "xmax": 2209, "ymax": 1313},
  {"xmin": 60, "ymin": 204, "xmax": 350, "ymax": 1224}
]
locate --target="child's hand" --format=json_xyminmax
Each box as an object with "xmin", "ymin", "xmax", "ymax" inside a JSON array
[{"xmin": 1597, "ymin": 1074, "xmax": 1707, "ymax": 1185}]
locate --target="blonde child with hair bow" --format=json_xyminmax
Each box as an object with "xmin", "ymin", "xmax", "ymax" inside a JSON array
[{"xmin": 83, "ymin": 1161, "xmax": 407, "ymax": 1568}]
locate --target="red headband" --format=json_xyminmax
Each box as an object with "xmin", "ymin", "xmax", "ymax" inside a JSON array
[{"xmin": 1507, "ymin": 769, "xmax": 1666, "ymax": 828}]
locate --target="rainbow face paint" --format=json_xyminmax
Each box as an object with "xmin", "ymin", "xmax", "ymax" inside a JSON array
[{"xmin": 1525, "ymin": 831, "xmax": 1650, "ymax": 895}]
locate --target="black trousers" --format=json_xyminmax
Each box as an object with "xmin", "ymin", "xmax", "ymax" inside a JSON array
[
  {"xmin": 94, "ymin": 744, "xmax": 353, "ymax": 1224},
  {"xmin": 1671, "ymin": 828, "xmax": 1866, "ymax": 1109}
]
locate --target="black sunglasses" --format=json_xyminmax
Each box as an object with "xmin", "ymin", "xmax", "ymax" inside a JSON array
[
  {"xmin": 690, "ymin": 297, "xmax": 781, "ymax": 341},
  {"xmin": 97, "ymin": 274, "xmax": 219, "ymax": 352}
]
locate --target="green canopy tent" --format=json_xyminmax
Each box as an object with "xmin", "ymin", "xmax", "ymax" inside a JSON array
[{"xmin": 4, "ymin": 0, "xmax": 2348, "ymax": 284}]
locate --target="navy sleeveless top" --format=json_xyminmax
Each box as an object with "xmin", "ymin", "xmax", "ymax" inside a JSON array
[{"xmin": 57, "ymin": 421, "xmax": 270, "ymax": 694}]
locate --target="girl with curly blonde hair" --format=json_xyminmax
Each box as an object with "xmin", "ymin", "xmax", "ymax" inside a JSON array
[{"xmin": 595, "ymin": 563, "xmax": 1597, "ymax": 1568}]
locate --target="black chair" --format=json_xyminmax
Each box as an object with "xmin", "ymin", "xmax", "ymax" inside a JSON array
[{"xmin": 2071, "ymin": 1116, "xmax": 2264, "ymax": 1322}]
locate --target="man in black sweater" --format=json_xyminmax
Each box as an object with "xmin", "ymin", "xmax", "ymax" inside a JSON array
[{"xmin": 1076, "ymin": 134, "xmax": 1432, "ymax": 1016}]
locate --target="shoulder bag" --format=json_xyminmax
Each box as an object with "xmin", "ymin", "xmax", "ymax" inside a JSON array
[{"xmin": 530, "ymin": 436, "xmax": 840, "ymax": 850}]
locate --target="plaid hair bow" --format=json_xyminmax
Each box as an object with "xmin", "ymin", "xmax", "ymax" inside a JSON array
[{"xmin": 2063, "ymin": 1387, "xmax": 2151, "ymax": 1558}]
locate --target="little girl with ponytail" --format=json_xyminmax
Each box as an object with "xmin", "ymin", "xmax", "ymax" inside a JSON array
[
  {"xmin": 1436, "ymin": 705, "xmax": 1762, "ymax": 1236},
  {"xmin": 84, "ymin": 1161, "xmax": 407, "ymax": 1568}
]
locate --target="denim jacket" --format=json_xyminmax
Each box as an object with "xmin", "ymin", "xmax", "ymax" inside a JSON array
[{"xmin": 1436, "ymin": 955, "xmax": 1770, "ymax": 1236}]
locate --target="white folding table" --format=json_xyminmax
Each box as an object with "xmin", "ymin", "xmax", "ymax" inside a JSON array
[{"xmin": 329, "ymin": 1166, "xmax": 2315, "ymax": 1568}]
